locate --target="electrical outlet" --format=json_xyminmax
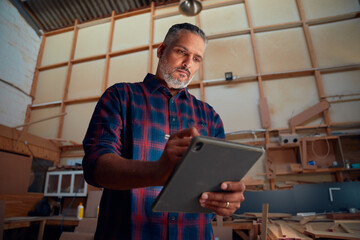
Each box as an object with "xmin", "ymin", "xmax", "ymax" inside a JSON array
[{"xmin": 279, "ymin": 134, "xmax": 299, "ymax": 145}]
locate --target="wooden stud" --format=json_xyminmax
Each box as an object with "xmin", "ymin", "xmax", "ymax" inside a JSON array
[
  {"xmin": 38, "ymin": 61, "xmax": 68, "ymax": 71},
  {"xmin": 207, "ymin": 29, "xmax": 250, "ymax": 40},
  {"xmin": 109, "ymin": 45, "xmax": 149, "ymax": 58},
  {"xmin": 102, "ymin": 11, "xmax": 116, "ymax": 92},
  {"xmin": 71, "ymin": 54, "xmax": 106, "ymax": 65},
  {"xmin": 296, "ymin": 0, "xmax": 332, "ymax": 136},
  {"xmin": 195, "ymin": 12, "xmax": 206, "ymax": 101},
  {"xmin": 57, "ymin": 19, "xmax": 79, "ymax": 138},
  {"xmin": 45, "ymin": 26, "xmax": 75, "ymax": 36},
  {"xmin": 148, "ymin": 2, "xmax": 155, "ymax": 74},
  {"xmin": 64, "ymin": 96, "xmax": 100, "ymax": 105},
  {"xmin": 261, "ymin": 203, "xmax": 269, "ymax": 240},
  {"xmin": 259, "ymin": 97, "xmax": 271, "ymax": 129},
  {"xmin": 30, "ymin": 35, "xmax": 46, "ymax": 98},
  {"xmin": 114, "ymin": 8, "xmax": 151, "ymax": 20}
]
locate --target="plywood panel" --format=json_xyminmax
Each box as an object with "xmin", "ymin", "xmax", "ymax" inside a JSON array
[
  {"xmin": 33, "ymin": 66, "xmax": 67, "ymax": 104},
  {"xmin": 204, "ymin": 81, "xmax": 261, "ymax": 133},
  {"xmin": 41, "ymin": 31, "xmax": 73, "ymax": 66},
  {"xmin": 310, "ymin": 19, "xmax": 360, "ymax": 67},
  {"xmin": 200, "ymin": 4, "xmax": 249, "ymax": 36},
  {"xmin": 108, "ymin": 51, "xmax": 148, "ymax": 86},
  {"xmin": 112, "ymin": 13, "xmax": 150, "ymax": 51},
  {"xmin": 255, "ymin": 28, "xmax": 311, "ymax": 74},
  {"xmin": 302, "ymin": 0, "xmax": 360, "ymax": 20},
  {"xmin": 263, "ymin": 76, "xmax": 320, "ymax": 129},
  {"xmin": 28, "ymin": 106, "xmax": 61, "ymax": 139},
  {"xmin": 329, "ymin": 101, "xmax": 360, "ymax": 124},
  {"xmin": 247, "ymin": 0, "xmax": 300, "ymax": 27},
  {"xmin": 154, "ymin": 15, "xmax": 196, "ymax": 43},
  {"xmin": 203, "ymin": 35, "xmax": 256, "ymax": 80},
  {"xmin": 62, "ymin": 102, "xmax": 97, "ymax": 143},
  {"xmin": 322, "ymin": 70, "xmax": 360, "ymax": 99},
  {"xmin": 74, "ymin": 23, "xmax": 110, "ymax": 59},
  {"xmin": 68, "ymin": 59, "xmax": 105, "ymax": 99},
  {"xmin": 0, "ymin": 151, "xmax": 32, "ymax": 194}
]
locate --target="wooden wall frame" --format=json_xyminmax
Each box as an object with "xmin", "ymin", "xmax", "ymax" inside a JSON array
[{"xmin": 25, "ymin": 0, "xmax": 360, "ymax": 181}]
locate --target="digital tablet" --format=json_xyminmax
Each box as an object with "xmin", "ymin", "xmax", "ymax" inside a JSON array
[{"xmin": 152, "ymin": 136, "xmax": 265, "ymax": 213}]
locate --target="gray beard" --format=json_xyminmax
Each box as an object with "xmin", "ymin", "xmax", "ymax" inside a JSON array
[{"xmin": 159, "ymin": 59, "xmax": 193, "ymax": 89}]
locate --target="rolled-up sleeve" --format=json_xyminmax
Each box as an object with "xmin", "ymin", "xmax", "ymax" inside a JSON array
[{"xmin": 82, "ymin": 86, "xmax": 123, "ymax": 187}]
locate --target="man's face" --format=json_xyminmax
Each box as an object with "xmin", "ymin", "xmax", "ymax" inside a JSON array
[{"xmin": 157, "ymin": 31, "xmax": 205, "ymax": 89}]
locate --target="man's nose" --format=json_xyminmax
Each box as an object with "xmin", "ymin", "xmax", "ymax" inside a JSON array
[{"xmin": 182, "ymin": 55, "xmax": 192, "ymax": 68}]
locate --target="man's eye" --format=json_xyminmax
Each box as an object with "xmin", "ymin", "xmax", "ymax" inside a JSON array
[
  {"xmin": 194, "ymin": 57, "xmax": 201, "ymax": 63},
  {"xmin": 177, "ymin": 49, "xmax": 185, "ymax": 54}
]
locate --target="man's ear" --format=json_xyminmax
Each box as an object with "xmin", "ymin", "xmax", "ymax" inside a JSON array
[{"xmin": 157, "ymin": 43, "xmax": 166, "ymax": 58}]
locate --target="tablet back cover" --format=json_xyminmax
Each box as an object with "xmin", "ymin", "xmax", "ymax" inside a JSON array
[{"xmin": 152, "ymin": 136, "xmax": 265, "ymax": 213}]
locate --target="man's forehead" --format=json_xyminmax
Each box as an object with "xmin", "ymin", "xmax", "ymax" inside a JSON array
[{"xmin": 172, "ymin": 32, "xmax": 205, "ymax": 54}]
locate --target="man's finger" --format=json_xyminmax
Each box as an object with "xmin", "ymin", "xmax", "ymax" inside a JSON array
[
  {"xmin": 221, "ymin": 181, "xmax": 246, "ymax": 192},
  {"xmin": 201, "ymin": 192, "xmax": 244, "ymax": 203},
  {"xmin": 172, "ymin": 127, "xmax": 200, "ymax": 139}
]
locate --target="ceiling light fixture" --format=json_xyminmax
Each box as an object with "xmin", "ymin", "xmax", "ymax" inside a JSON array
[{"xmin": 179, "ymin": 0, "xmax": 203, "ymax": 16}]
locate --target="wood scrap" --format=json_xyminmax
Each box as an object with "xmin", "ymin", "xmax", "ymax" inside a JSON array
[
  {"xmin": 304, "ymin": 229, "xmax": 360, "ymax": 240},
  {"xmin": 328, "ymin": 223, "xmax": 338, "ymax": 232},
  {"xmin": 245, "ymin": 212, "xmax": 292, "ymax": 219},
  {"xmin": 274, "ymin": 221, "xmax": 312, "ymax": 240},
  {"xmin": 339, "ymin": 223, "xmax": 355, "ymax": 234},
  {"xmin": 300, "ymin": 215, "xmax": 317, "ymax": 225}
]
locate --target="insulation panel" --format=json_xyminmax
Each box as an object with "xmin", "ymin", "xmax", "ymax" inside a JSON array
[
  {"xmin": 41, "ymin": 31, "xmax": 73, "ymax": 66},
  {"xmin": 205, "ymin": 81, "xmax": 261, "ymax": 133},
  {"xmin": 68, "ymin": 59, "xmax": 105, "ymax": 99},
  {"xmin": 108, "ymin": 51, "xmax": 149, "ymax": 86},
  {"xmin": 263, "ymin": 76, "xmax": 320, "ymax": 129},
  {"xmin": 203, "ymin": 35, "xmax": 256, "ymax": 80}
]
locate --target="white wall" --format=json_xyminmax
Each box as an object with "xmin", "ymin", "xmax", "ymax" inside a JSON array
[{"xmin": 0, "ymin": 0, "xmax": 41, "ymax": 127}]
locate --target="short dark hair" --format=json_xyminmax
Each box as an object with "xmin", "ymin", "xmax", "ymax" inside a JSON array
[{"xmin": 163, "ymin": 23, "xmax": 207, "ymax": 46}]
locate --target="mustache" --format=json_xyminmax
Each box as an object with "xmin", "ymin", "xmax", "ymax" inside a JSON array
[{"xmin": 175, "ymin": 67, "xmax": 191, "ymax": 76}]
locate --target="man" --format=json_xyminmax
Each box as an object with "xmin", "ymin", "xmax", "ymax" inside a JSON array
[{"xmin": 83, "ymin": 23, "xmax": 245, "ymax": 239}]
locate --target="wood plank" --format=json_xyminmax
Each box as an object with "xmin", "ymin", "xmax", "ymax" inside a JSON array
[
  {"xmin": 261, "ymin": 203, "xmax": 269, "ymax": 240},
  {"xmin": 38, "ymin": 61, "xmax": 68, "ymax": 71},
  {"xmin": 30, "ymin": 36, "xmax": 47, "ymax": 98},
  {"xmin": 109, "ymin": 45, "xmax": 149, "ymax": 58},
  {"xmin": 289, "ymin": 100, "xmax": 330, "ymax": 128},
  {"xmin": 58, "ymin": 19, "xmax": 79, "ymax": 139},
  {"xmin": 0, "ymin": 193, "xmax": 44, "ymax": 218},
  {"xmin": 102, "ymin": 11, "xmax": 115, "ymax": 92},
  {"xmin": 0, "ymin": 124, "xmax": 60, "ymax": 161},
  {"xmin": 71, "ymin": 54, "xmax": 106, "ymax": 65},
  {"xmin": 259, "ymin": 97, "xmax": 271, "ymax": 128},
  {"xmin": 148, "ymin": 2, "xmax": 155, "ymax": 73}
]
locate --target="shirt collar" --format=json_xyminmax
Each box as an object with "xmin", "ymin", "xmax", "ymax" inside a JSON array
[{"xmin": 143, "ymin": 73, "xmax": 190, "ymax": 99}]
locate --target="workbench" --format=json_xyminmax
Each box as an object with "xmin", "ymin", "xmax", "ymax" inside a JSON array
[{"xmin": 4, "ymin": 216, "xmax": 79, "ymax": 240}]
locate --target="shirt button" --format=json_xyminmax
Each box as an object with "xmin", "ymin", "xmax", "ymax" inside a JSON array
[
  {"xmin": 170, "ymin": 216, "xmax": 176, "ymax": 222},
  {"xmin": 172, "ymin": 118, "xmax": 176, "ymax": 122}
]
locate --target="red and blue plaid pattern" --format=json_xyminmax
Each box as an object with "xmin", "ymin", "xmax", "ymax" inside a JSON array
[{"xmin": 83, "ymin": 74, "xmax": 225, "ymax": 240}]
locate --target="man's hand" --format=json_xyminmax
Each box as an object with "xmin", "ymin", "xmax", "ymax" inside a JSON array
[
  {"xmin": 199, "ymin": 181, "xmax": 245, "ymax": 216},
  {"xmin": 158, "ymin": 127, "xmax": 200, "ymax": 184}
]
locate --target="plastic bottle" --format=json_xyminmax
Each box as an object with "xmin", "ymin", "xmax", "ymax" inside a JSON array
[{"xmin": 77, "ymin": 202, "xmax": 84, "ymax": 219}]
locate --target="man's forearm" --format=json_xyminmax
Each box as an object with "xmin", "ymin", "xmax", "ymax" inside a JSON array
[{"xmin": 93, "ymin": 153, "xmax": 164, "ymax": 190}]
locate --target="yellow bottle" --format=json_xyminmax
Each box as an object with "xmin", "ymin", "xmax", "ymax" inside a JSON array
[{"xmin": 77, "ymin": 202, "xmax": 84, "ymax": 219}]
